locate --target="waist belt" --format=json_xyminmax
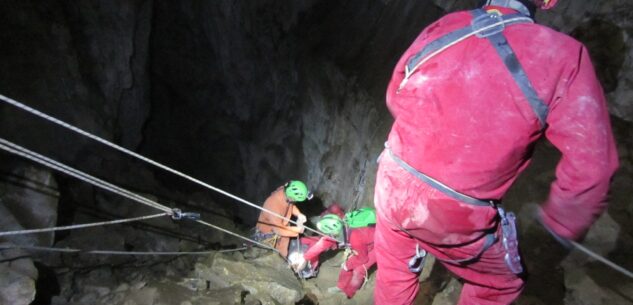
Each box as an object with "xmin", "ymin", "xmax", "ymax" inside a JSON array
[
  {"xmin": 383, "ymin": 145, "xmax": 524, "ymax": 273},
  {"xmin": 385, "ymin": 145, "xmax": 498, "ymax": 207}
]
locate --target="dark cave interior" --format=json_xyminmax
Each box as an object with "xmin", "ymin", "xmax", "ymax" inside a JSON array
[{"xmin": 0, "ymin": 1, "xmax": 632, "ymax": 305}]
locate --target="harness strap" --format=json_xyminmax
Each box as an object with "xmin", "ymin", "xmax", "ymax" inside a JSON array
[
  {"xmin": 443, "ymin": 233, "xmax": 497, "ymax": 264},
  {"xmin": 400, "ymin": 9, "xmax": 548, "ymax": 128},
  {"xmin": 472, "ymin": 9, "xmax": 549, "ymax": 127},
  {"xmin": 385, "ymin": 214, "xmax": 498, "ymax": 266},
  {"xmin": 400, "ymin": 12, "xmax": 533, "ymax": 90},
  {"xmin": 385, "ymin": 145, "xmax": 497, "ymax": 207}
]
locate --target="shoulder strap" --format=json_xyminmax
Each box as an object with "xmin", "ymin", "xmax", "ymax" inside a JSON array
[
  {"xmin": 400, "ymin": 9, "xmax": 548, "ymax": 128},
  {"xmin": 471, "ymin": 9, "xmax": 548, "ymax": 128}
]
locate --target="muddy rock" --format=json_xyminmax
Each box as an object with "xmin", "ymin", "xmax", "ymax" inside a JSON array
[
  {"xmin": 0, "ymin": 248, "xmax": 38, "ymax": 305},
  {"xmin": 195, "ymin": 252, "xmax": 303, "ymax": 305},
  {"xmin": 430, "ymin": 277, "xmax": 461, "ymax": 305}
]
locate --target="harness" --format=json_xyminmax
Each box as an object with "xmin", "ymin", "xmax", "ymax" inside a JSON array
[
  {"xmin": 399, "ymin": 9, "xmax": 548, "ymax": 129},
  {"xmin": 251, "ymin": 228, "xmax": 280, "ymax": 248},
  {"xmin": 391, "ymin": 8, "xmax": 544, "ymax": 274}
]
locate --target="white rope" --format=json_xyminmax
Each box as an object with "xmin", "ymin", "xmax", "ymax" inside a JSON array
[
  {"xmin": 0, "ymin": 94, "xmax": 334, "ymax": 241},
  {"xmin": 0, "ymin": 245, "xmax": 247, "ymax": 255},
  {"xmin": 0, "ymin": 138, "xmax": 277, "ymax": 252},
  {"xmin": 0, "ymin": 138, "xmax": 171, "ymax": 213},
  {"xmin": 570, "ymin": 241, "xmax": 633, "ymax": 279},
  {"xmin": 0, "ymin": 212, "xmax": 169, "ymax": 237},
  {"xmin": 194, "ymin": 219, "xmax": 278, "ymax": 252}
]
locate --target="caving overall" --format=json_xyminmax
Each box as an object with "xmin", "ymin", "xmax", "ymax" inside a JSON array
[{"xmin": 374, "ymin": 1, "xmax": 618, "ymax": 303}]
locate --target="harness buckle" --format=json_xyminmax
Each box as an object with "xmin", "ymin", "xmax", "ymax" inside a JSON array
[
  {"xmin": 472, "ymin": 12, "xmax": 505, "ymax": 38},
  {"xmin": 407, "ymin": 244, "xmax": 428, "ymax": 273}
]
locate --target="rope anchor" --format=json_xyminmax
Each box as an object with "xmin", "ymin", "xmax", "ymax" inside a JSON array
[{"xmin": 171, "ymin": 209, "xmax": 200, "ymax": 221}]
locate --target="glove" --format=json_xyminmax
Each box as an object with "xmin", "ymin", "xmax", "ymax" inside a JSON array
[
  {"xmin": 295, "ymin": 259, "xmax": 308, "ymax": 272},
  {"xmin": 297, "ymin": 214, "xmax": 307, "ymax": 225},
  {"xmin": 288, "ymin": 252, "xmax": 307, "ymax": 271},
  {"xmin": 295, "ymin": 214, "xmax": 307, "ymax": 234}
]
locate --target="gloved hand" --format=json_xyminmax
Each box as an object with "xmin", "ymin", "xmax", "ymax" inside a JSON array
[
  {"xmin": 295, "ymin": 259, "xmax": 308, "ymax": 272},
  {"xmin": 288, "ymin": 252, "xmax": 307, "ymax": 272},
  {"xmin": 295, "ymin": 214, "xmax": 307, "ymax": 234},
  {"xmin": 297, "ymin": 214, "xmax": 307, "ymax": 225}
]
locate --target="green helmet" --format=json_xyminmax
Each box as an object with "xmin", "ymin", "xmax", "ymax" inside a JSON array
[
  {"xmin": 317, "ymin": 214, "xmax": 343, "ymax": 235},
  {"xmin": 345, "ymin": 207, "xmax": 377, "ymax": 228},
  {"xmin": 285, "ymin": 180, "xmax": 311, "ymax": 202}
]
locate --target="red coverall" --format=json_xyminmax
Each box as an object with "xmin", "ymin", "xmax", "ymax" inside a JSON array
[
  {"xmin": 302, "ymin": 226, "xmax": 376, "ymax": 298},
  {"xmin": 374, "ymin": 6, "xmax": 619, "ymax": 305},
  {"xmin": 300, "ymin": 202, "xmax": 347, "ymax": 269}
]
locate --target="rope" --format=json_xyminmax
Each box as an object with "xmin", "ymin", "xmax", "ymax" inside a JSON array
[
  {"xmin": 194, "ymin": 219, "xmax": 277, "ymax": 252},
  {"xmin": 0, "ymin": 94, "xmax": 334, "ymax": 241},
  {"xmin": 570, "ymin": 241, "xmax": 633, "ymax": 279},
  {"xmin": 0, "ymin": 138, "xmax": 277, "ymax": 253},
  {"xmin": 0, "ymin": 245, "xmax": 247, "ymax": 255},
  {"xmin": 0, "ymin": 137, "xmax": 171, "ymax": 213},
  {"xmin": 0, "ymin": 212, "xmax": 169, "ymax": 237}
]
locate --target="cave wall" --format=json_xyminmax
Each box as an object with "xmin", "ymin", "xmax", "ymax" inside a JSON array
[
  {"xmin": 0, "ymin": 1, "xmax": 152, "ymax": 156},
  {"xmin": 139, "ymin": 0, "xmax": 447, "ymax": 222},
  {"xmin": 0, "ymin": 1, "xmax": 632, "ymax": 304},
  {"xmin": 2, "ymin": 0, "xmax": 629, "ymax": 223}
]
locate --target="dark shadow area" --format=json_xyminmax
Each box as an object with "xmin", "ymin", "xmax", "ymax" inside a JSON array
[
  {"xmin": 32, "ymin": 261, "xmax": 61, "ymax": 305},
  {"xmin": 571, "ymin": 18, "xmax": 626, "ymax": 94}
]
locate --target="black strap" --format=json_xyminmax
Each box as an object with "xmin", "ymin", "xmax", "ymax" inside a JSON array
[
  {"xmin": 471, "ymin": 9, "xmax": 549, "ymax": 127},
  {"xmin": 403, "ymin": 9, "xmax": 548, "ymax": 128}
]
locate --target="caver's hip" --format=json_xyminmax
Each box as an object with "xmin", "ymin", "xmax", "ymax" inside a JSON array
[{"xmin": 375, "ymin": 150, "xmax": 498, "ymax": 246}]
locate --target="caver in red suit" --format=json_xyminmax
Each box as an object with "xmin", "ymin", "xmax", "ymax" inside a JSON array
[
  {"xmin": 374, "ymin": 1, "xmax": 619, "ymax": 305},
  {"xmin": 300, "ymin": 203, "xmax": 346, "ymax": 269},
  {"xmin": 302, "ymin": 226, "xmax": 376, "ymax": 298}
]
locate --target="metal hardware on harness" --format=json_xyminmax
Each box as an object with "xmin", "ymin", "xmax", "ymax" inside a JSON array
[
  {"xmin": 171, "ymin": 208, "xmax": 201, "ymax": 221},
  {"xmin": 472, "ymin": 11, "xmax": 506, "ymax": 38},
  {"xmin": 408, "ymin": 244, "xmax": 427, "ymax": 273},
  {"xmin": 499, "ymin": 207, "xmax": 523, "ymax": 274}
]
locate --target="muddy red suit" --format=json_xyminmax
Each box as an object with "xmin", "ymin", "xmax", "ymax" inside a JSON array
[
  {"xmin": 374, "ymin": 4, "xmax": 619, "ymax": 305},
  {"xmin": 302, "ymin": 226, "xmax": 376, "ymax": 298}
]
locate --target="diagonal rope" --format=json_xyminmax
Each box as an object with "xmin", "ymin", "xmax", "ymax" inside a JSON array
[
  {"xmin": 0, "ymin": 245, "xmax": 247, "ymax": 255},
  {"xmin": 0, "ymin": 137, "xmax": 171, "ymax": 213},
  {"xmin": 0, "ymin": 94, "xmax": 334, "ymax": 241},
  {"xmin": 0, "ymin": 212, "xmax": 169, "ymax": 237},
  {"xmin": 0, "ymin": 137, "xmax": 277, "ymax": 252},
  {"xmin": 570, "ymin": 241, "xmax": 633, "ymax": 279}
]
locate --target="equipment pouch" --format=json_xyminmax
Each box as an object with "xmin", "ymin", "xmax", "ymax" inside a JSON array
[{"xmin": 500, "ymin": 208, "xmax": 523, "ymax": 274}]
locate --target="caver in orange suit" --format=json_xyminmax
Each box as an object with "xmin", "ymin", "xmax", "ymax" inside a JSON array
[{"xmin": 256, "ymin": 187, "xmax": 305, "ymax": 257}]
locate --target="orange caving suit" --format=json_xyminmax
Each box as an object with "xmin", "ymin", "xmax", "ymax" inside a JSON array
[{"xmin": 256, "ymin": 187, "xmax": 303, "ymax": 258}]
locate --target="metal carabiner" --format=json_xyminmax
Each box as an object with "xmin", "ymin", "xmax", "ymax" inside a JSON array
[
  {"xmin": 171, "ymin": 208, "xmax": 201, "ymax": 221},
  {"xmin": 407, "ymin": 244, "xmax": 427, "ymax": 273}
]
